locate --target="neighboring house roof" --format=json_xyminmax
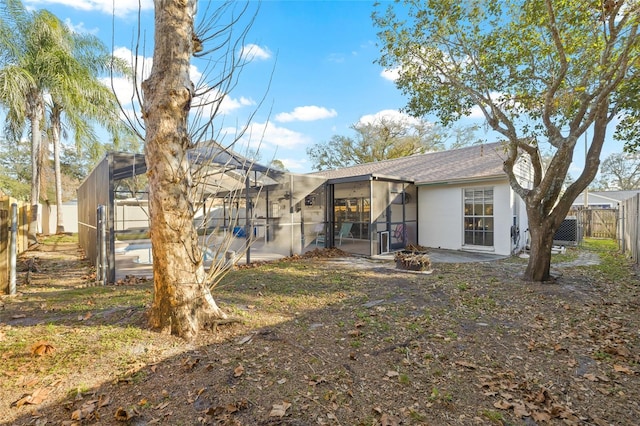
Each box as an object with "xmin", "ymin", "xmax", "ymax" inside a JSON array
[
  {"xmin": 572, "ymin": 190, "xmax": 640, "ymax": 205},
  {"xmin": 310, "ymin": 142, "xmax": 507, "ymax": 185},
  {"xmin": 588, "ymin": 190, "xmax": 640, "ymax": 202}
]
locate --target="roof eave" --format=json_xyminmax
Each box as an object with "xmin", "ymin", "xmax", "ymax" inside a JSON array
[{"xmin": 415, "ymin": 174, "xmax": 507, "ymax": 187}]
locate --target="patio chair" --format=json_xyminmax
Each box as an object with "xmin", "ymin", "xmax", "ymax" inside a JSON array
[
  {"xmin": 337, "ymin": 222, "xmax": 353, "ymax": 245},
  {"xmin": 313, "ymin": 223, "xmax": 326, "ymax": 247},
  {"xmin": 392, "ymin": 223, "xmax": 406, "ymax": 243}
]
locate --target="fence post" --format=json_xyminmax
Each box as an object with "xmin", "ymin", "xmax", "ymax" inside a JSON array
[
  {"xmin": 96, "ymin": 205, "xmax": 107, "ymax": 286},
  {"xmin": 9, "ymin": 203, "xmax": 17, "ymax": 295}
]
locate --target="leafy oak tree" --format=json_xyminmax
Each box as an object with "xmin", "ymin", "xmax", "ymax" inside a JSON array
[
  {"xmin": 374, "ymin": 0, "xmax": 640, "ymax": 281},
  {"xmin": 307, "ymin": 116, "xmax": 479, "ymax": 171}
]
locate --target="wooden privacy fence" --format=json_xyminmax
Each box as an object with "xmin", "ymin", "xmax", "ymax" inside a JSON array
[
  {"xmin": 621, "ymin": 194, "xmax": 640, "ymax": 265},
  {"xmin": 0, "ymin": 196, "xmax": 30, "ymax": 294},
  {"xmin": 568, "ymin": 208, "xmax": 618, "ymax": 239}
]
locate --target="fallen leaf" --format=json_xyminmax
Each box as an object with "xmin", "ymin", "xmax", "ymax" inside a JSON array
[
  {"xmin": 455, "ymin": 360, "xmax": 477, "ymax": 369},
  {"xmin": 12, "ymin": 314, "xmax": 26, "ymax": 319},
  {"xmin": 513, "ymin": 402, "xmax": 530, "ymax": 418},
  {"xmin": 30, "ymin": 341, "xmax": 55, "ymax": 356},
  {"xmin": 77, "ymin": 312, "xmax": 92, "ymax": 321},
  {"xmin": 380, "ymin": 413, "xmax": 399, "ymax": 426},
  {"xmin": 99, "ymin": 395, "xmax": 111, "ymax": 408},
  {"xmin": 613, "ymin": 364, "xmax": 634, "ymax": 374},
  {"xmin": 236, "ymin": 335, "xmax": 253, "ymax": 345},
  {"xmin": 386, "ymin": 371, "xmax": 399, "ymax": 378},
  {"xmin": 114, "ymin": 407, "xmax": 133, "ymax": 421},
  {"xmin": 494, "ymin": 400, "xmax": 513, "ymax": 410},
  {"xmin": 233, "ymin": 364, "xmax": 244, "ymax": 377},
  {"xmin": 71, "ymin": 402, "xmax": 96, "ymax": 421},
  {"xmin": 155, "ymin": 401, "xmax": 170, "ymax": 410},
  {"xmin": 12, "ymin": 388, "xmax": 50, "ymax": 407},
  {"xmin": 531, "ymin": 411, "xmax": 552, "ymax": 422},
  {"xmin": 269, "ymin": 401, "xmax": 291, "ymax": 417}
]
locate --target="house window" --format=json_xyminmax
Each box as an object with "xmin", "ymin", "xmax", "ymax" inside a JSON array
[{"xmin": 463, "ymin": 188, "xmax": 494, "ymax": 247}]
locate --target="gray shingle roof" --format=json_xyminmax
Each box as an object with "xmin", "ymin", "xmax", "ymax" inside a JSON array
[{"xmin": 310, "ymin": 142, "xmax": 507, "ymax": 185}]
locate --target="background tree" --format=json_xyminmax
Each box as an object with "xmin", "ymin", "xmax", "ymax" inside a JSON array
[
  {"xmin": 0, "ymin": 0, "xmax": 58, "ymax": 244},
  {"xmin": 375, "ymin": 0, "xmax": 640, "ymax": 281},
  {"xmin": 268, "ymin": 159, "xmax": 288, "ymax": 172},
  {"xmin": 307, "ymin": 116, "xmax": 479, "ymax": 171},
  {"xmin": 592, "ymin": 152, "xmax": 640, "ymax": 190},
  {"xmin": 45, "ymin": 26, "xmax": 129, "ymax": 233}
]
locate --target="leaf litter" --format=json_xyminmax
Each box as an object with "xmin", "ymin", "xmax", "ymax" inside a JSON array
[{"xmin": 0, "ymin": 241, "xmax": 639, "ymax": 424}]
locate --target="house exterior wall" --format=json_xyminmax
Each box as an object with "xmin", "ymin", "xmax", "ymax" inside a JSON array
[{"xmin": 417, "ymin": 179, "xmax": 522, "ymax": 256}]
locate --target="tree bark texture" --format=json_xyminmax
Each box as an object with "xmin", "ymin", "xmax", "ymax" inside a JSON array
[
  {"xmin": 142, "ymin": 0, "xmax": 226, "ymax": 340},
  {"xmin": 27, "ymin": 91, "xmax": 43, "ymax": 245},
  {"xmin": 51, "ymin": 108, "xmax": 65, "ymax": 233}
]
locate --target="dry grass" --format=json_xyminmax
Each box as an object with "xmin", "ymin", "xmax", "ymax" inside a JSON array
[{"xmin": 1, "ymin": 238, "xmax": 639, "ymax": 425}]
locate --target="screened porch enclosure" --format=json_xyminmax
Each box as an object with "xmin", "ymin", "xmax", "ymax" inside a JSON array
[
  {"xmin": 78, "ymin": 147, "xmax": 330, "ymax": 283},
  {"xmin": 326, "ymin": 177, "xmax": 417, "ymax": 257}
]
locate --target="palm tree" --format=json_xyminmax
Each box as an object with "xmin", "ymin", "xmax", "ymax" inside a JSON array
[
  {"xmin": 0, "ymin": 0, "xmax": 130, "ymax": 237},
  {"xmin": 45, "ymin": 28, "xmax": 130, "ymax": 233},
  {"xmin": 0, "ymin": 0, "xmax": 67, "ymax": 243}
]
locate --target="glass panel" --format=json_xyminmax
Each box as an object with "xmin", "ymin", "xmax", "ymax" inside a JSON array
[
  {"xmin": 463, "ymin": 187, "xmax": 494, "ymax": 247},
  {"xmin": 465, "ymin": 230, "xmax": 474, "ymax": 245},
  {"xmin": 485, "ymin": 232, "xmax": 494, "ymax": 246},
  {"xmin": 485, "ymin": 203, "xmax": 493, "ymax": 215},
  {"xmin": 484, "ymin": 218, "xmax": 494, "ymax": 231}
]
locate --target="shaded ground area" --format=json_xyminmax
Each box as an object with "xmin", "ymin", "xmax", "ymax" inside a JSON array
[{"xmin": 1, "ymin": 238, "xmax": 639, "ymax": 425}]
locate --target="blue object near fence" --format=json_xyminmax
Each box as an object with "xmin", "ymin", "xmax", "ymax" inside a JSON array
[{"xmin": 233, "ymin": 227, "xmax": 246, "ymax": 237}]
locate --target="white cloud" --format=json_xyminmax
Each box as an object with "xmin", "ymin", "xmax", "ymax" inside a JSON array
[
  {"xmin": 275, "ymin": 106, "xmax": 337, "ymax": 123},
  {"xmin": 380, "ymin": 67, "xmax": 400, "ymax": 82},
  {"xmin": 240, "ymin": 44, "xmax": 272, "ymax": 62},
  {"xmin": 63, "ymin": 18, "xmax": 99, "ymax": 35},
  {"xmin": 279, "ymin": 158, "xmax": 308, "ymax": 172},
  {"xmin": 221, "ymin": 121, "xmax": 311, "ymax": 152},
  {"xmin": 25, "ymin": 0, "xmax": 153, "ymax": 18},
  {"xmin": 358, "ymin": 109, "xmax": 422, "ymax": 127},
  {"xmin": 106, "ymin": 46, "xmax": 256, "ymax": 127}
]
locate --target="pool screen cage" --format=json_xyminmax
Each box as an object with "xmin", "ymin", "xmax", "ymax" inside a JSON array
[{"xmin": 77, "ymin": 142, "xmax": 328, "ymax": 284}]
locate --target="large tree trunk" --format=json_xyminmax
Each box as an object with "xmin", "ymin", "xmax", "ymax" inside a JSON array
[
  {"xmin": 142, "ymin": 0, "xmax": 226, "ymax": 340},
  {"xmin": 524, "ymin": 218, "xmax": 555, "ymax": 281},
  {"xmin": 51, "ymin": 108, "xmax": 65, "ymax": 233},
  {"xmin": 27, "ymin": 93, "xmax": 44, "ymax": 246}
]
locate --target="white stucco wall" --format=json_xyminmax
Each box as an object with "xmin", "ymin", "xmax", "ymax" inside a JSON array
[
  {"xmin": 417, "ymin": 179, "xmax": 523, "ymax": 256},
  {"xmin": 41, "ymin": 201, "xmax": 79, "ymax": 234}
]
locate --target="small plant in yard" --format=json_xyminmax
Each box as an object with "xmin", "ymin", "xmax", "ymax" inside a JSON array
[
  {"xmin": 398, "ymin": 373, "xmax": 410, "ymax": 385},
  {"xmin": 482, "ymin": 409, "xmax": 505, "ymax": 424}
]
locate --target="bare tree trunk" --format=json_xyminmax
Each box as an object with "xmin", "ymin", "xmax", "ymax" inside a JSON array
[
  {"xmin": 51, "ymin": 108, "xmax": 65, "ymax": 233},
  {"xmin": 524, "ymin": 219, "xmax": 555, "ymax": 281},
  {"xmin": 142, "ymin": 0, "xmax": 226, "ymax": 340},
  {"xmin": 27, "ymin": 93, "xmax": 43, "ymax": 246}
]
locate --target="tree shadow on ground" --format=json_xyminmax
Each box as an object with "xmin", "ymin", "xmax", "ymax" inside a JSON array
[{"xmin": 2, "ymin": 245, "xmax": 639, "ymax": 425}]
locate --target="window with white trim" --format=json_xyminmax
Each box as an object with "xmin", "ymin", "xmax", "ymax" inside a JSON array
[{"xmin": 463, "ymin": 188, "xmax": 494, "ymax": 247}]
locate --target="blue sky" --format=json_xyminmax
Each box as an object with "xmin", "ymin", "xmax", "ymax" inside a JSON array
[{"xmin": 22, "ymin": 0, "xmax": 621, "ymax": 175}]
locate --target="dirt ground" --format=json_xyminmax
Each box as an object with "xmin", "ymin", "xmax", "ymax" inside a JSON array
[{"xmin": 1, "ymin": 239, "xmax": 639, "ymax": 425}]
